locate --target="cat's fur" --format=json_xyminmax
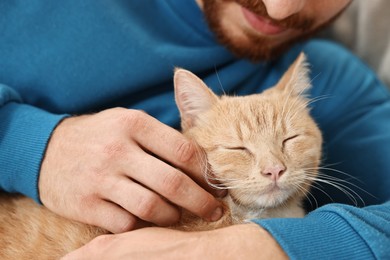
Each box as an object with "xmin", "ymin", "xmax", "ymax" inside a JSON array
[{"xmin": 0, "ymin": 53, "xmax": 322, "ymax": 258}]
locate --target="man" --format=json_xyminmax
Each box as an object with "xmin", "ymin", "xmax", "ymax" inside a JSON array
[{"xmin": 0, "ymin": 0, "xmax": 389, "ymax": 259}]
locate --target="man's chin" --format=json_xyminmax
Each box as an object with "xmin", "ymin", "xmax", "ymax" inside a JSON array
[
  {"xmin": 215, "ymin": 25, "xmax": 326, "ymax": 61},
  {"xmin": 217, "ymin": 32, "xmax": 298, "ymax": 61}
]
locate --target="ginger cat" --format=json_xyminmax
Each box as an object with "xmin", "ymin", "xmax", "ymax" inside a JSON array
[
  {"xmin": 174, "ymin": 53, "xmax": 322, "ymax": 230},
  {"xmin": 0, "ymin": 53, "xmax": 322, "ymax": 258}
]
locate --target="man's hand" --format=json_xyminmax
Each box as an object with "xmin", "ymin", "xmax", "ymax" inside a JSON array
[
  {"xmin": 39, "ymin": 108, "xmax": 224, "ymax": 233},
  {"xmin": 62, "ymin": 224, "xmax": 288, "ymax": 260}
]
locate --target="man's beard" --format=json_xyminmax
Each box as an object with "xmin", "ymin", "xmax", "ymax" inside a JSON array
[{"xmin": 202, "ymin": 0, "xmax": 346, "ymax": 61}]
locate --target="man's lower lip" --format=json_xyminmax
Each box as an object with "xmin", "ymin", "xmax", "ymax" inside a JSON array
[{"xmin": 241, "ymin": 7, "xmax": 287, "ymax": 35}]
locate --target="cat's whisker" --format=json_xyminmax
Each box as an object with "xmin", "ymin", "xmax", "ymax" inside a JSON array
[
  {"xmin": 295, "ymin": 71, "xmax": 321, "ymax": 101},
  {"xmin": 303, "ymin": 167, "xmax": 377, "ymax": 201},
  {"xmin": 220, "ymin": 183, "xmax": 260, "ymax": 190},
  {"xmin": 214, "ymin": 66, "xmax": 226, "ymax": 95},
  {"xmin": 305, "ymin": 95, "xmax": 331, "ymax": 107},
  {"xmin": 290, "ymin": 174, "xmax": 335, "ymax": 204},
  {"xmin": 192, "ymin": 146, "xmax": 218, "ymax": 190},
  {"xmin": 303, "ymin": 176, "xmax": 365, "ymax": 206},
  {"xmin": 280, "ymin": 87, "xmax": 301, "ymax": 128},
  {"xmin": 205, "ymin": 174, "xmax": 254, "ymax": 184},
  {"xmin": 286, "ymin": 94, "xmax": 331, "ymax": 126},
  {"xmin": 308, "ymin": 181, "xmax": 335, "ymax": 204},
  {"xmin": 306, "ymin": 165, "xmax": 361, "ymax": 182},
  {"xmin": 275, "ymin": 195, "xmax": 289, "ymax": 211},
  {"xmin": 204, "ymin": 174, "xmax": 257, "ymax": 189},
  {"xmin": 282, "ymin": 71, "xmax": 313, "ymax": 119},
  {"xmin": 205, "ymin": 175, "xmax": 241, "ymax": 181},
  {"xmin": 316, "ymin": 166, "xmax": 365, "ymax": 184},
  {"xmin": 294, "ymin": 73, "xmax": 328, "ymax": 109},
  {"xmin": 286, "ymin": 98, "xmax": 314, "ymax": 124},
  {"xmin": 288, "ymin": 172, "xmax": 364, "ymax": 207},
  {"xmin": 290, "ymin": 181, "xmax": 318, "ymax": 209},
  {"xmin": 206, "ymin": 178, "xmax": 259, "ymax": 190},
  {"xmin": 279, "ymin": 75, "xmax": 303, "ymax": 130},
  {"xmin": 316, "ymin": 173, "xmax": 361, "ymax": 185},
  {"xmin": 284, "ymin": 101, "xmax": 311, "ymax": 129},
  {"xmin": 290, "ymin": 175, "xmax": 318, "ymax": 207}
]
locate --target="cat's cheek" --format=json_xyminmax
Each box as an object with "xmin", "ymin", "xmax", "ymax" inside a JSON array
[
  {"xmin": 284, "ymin": 140, "xmax": 320, "ymax": 163},
  {"xmin": 208, "ymin": 152, "xmax": 253, "ymax": 172},
  {"xmin": 229, "ymin": 190, "xmax": 258, "ymax": 207},
  {"xmin": 297, "ymin": 147, "xmax": 322, "ymax": 169}
]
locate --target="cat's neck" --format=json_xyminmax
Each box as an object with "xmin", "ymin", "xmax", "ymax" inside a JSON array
[{"xmin": 223, "ymin": 194, "xmax": 305, "ymax": 222}]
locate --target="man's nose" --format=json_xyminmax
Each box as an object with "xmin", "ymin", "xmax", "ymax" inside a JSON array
[{"xmin": 262, "ymin": 0, "xmax": 306, "ymax": 20}]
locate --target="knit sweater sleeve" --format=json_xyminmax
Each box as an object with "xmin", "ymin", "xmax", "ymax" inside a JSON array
[
  {"xmin": 254, "ymin": 202, "xmax": 390, "ymax": 259},
  {"xmin": 0, "ymin": 83, "xmax": 66, "ymax": 202}
]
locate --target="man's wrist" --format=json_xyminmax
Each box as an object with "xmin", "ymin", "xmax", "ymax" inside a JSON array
[{"xmin": 203, "ymin": 223, "xmax": 288, "ymax": 259}]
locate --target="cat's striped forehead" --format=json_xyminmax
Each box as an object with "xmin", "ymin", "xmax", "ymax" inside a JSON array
[{"xmin": 213, "ymin": 93, "xmax": 308, "ymax": 140}]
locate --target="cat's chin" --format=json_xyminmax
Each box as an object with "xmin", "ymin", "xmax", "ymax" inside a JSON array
[
  {"xmin": 254, "ymin": 194, "xmax": 289, "ymax": 208},
  {"xmin": 228, "ymin": 186, "xmax": 295, "ymax": 210},
  {"xmin": 254, "ymin": 187, "xmax": 294, "ymax": 208},
  {"xmin": 225, "ymin": 190, "xmax": 305, "ymax": 221}
]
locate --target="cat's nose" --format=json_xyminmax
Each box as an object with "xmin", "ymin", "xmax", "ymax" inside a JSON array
[{"xmin": 261, "ymin": 165, "xmax": 286, "ymax": 181}]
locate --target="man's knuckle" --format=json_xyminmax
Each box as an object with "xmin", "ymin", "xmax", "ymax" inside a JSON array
[
  {"xmin": 136, "ymin": 193, "xmax": 160, "ymax": 220},
  {"xmin": 102, "ymin": 141, "xmax": 126, "ymax": 159},
  {"xmin": 175, "ymin": 140, "xmax": 196, "ymax": 163},
  {"xmin": 108, "ymin": 107, "xmax": 127, "ymax": 114},
  {"xmin": 78, "ymin": 194, "xmax": 98, "ymax": 211},
  {"xmin": 117, "ymin": 216, "xmax": 137, "ymax": 233},
  {"xmin": 121, "ymin": 110, "xmax": 148, "ymax": 131},
  {"xmin": 163, "ymin": 170, "xmax": 186, "ymax": 197}
]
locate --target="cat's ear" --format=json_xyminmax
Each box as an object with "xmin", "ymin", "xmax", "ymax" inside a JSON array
[
  {"xmin": 276, "ymin": 52, "xmax": 311, "ymax": 96},
  {"xmin": 174, "ymin": 68, "xmax": 218, "ymax": 129}
]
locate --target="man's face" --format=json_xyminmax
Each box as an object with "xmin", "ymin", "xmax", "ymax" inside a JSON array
[{"xmin": 196, "ymin": 0, "xmax": 351, "ymax": 60}]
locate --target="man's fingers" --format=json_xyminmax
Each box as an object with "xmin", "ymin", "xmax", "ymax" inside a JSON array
[
  {"xmin": 103, "ymin": 176, "xmax": 181, "ymax": 226},
  {"xmin": 126, "ymin": 152, "xmax": 223, "ymax": 222},
  {"xmin": 82, "ymin": 199, "xmax": 139, "ymax": 234},
  {"xmin": 128, "ymin": 111, "xmax": 223, "ymax": 196}
]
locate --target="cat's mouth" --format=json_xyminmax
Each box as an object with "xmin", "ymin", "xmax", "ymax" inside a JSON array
[{"xmin": 263, "ymin": 182, "xmax": 281, "ymax": 193}]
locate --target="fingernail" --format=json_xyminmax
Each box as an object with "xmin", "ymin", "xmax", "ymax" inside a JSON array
[{"xmin": 210, "ymin": 207, "xmax": 223, "ymax": 222}]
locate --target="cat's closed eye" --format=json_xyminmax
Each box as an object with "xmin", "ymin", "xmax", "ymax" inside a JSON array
[
  {"xmin": 222, "ymin": 146, "xmax": 252, "ymax": 155},
  {"xmin": 282, "ymin": 134, "xmax": 299, "ymax": 148}
]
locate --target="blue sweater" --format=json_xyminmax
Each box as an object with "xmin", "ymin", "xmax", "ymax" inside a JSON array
[{"xmin": 0, "ymin": 1, "xmax": 389, "ymax": 259}]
